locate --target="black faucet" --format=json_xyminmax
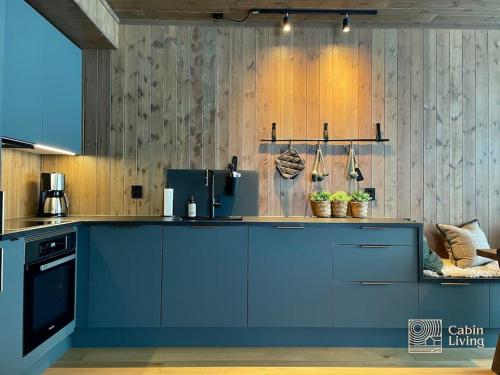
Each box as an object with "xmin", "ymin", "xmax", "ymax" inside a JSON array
[{"xmin": 205, "ymin": 169, "xmax": 221, "ymax": 219}]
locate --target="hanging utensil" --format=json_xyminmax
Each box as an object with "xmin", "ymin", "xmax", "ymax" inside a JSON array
[
  {"xmin": 347, "ymin": 143, "xmax": 358, "ymax": 180},
  {"xmin": 353, "ymin": 148, "xmax": 364, "ymax": 182},
  {"xmin": 275, "ymin": 142, "xmax": 305, "ymax": 179},
  {"xmin": 318, "ymin": 145, "xmax": 329, "ymax": 178},
  {"xmin": 312, "ymin": 144, "xmax": 322, "ymax": 182}
]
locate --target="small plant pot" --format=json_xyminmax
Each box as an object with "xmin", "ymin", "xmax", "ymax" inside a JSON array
[
  {"xmin": 310, "ymin": 201, "xmax": 332, "ymax": 218},
  {"xmin": 331, "ymin": 201, "xmax": 348, "ymax": 218},
  {"xmin": 350, "ymin": 201, "xmax": 368, "ymax": 218}
]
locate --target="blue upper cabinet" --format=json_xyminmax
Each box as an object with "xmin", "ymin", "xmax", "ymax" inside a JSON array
[
  {"xmin": 3, "ymin": 0, "xmax": 44, "ymax": 143},
  {"xmin": 2, "ymin": 0, "xmax": 82, "ymax": 153},
  {"xmin": 248, "ymin": 226, "xmax": 334, "ymax": 327},
  {"xmin": 0, "ymin": 0, "xmax": 6, "ymax": 133},
  {"xmin": 0, "ymin": 239, "xmax": 24, "ymax": 375},
  {"xmin": 41, "ymin": 20, "xmax": 82, "ymax": 153}
]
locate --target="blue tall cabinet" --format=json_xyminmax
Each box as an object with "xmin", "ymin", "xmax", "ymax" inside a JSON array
[
  {"xmin": 2, "ymin": 0, "xmax": 82, "ymax": 153},
  {"xmin": 0, "ymin": 239, "xmax": 24, "ymax": 375},
  {"xmin": 0, "ymin": 0, "xmax": 6, "ymax": 134}
]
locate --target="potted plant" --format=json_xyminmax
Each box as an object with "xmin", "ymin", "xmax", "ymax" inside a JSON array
[
  {"xmin": 350, "ymin": 190, "xmax": 371, "ymax": 218},
  {"xmin": 309, "ymin": 191, "xmax": 332, "ymax": 218},
  {"xmin": 330, "ymin": 191, "xmax": 351, "ymax": 218}
]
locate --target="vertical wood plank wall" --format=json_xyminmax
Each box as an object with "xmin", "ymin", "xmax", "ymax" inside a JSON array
[
  {"xmin": 1, "ymin": 149, "xmax": 41, "ymax": 219},
  {"xmin": 39, "ymin": 25, "xmax": 500, "ymax": 245}
]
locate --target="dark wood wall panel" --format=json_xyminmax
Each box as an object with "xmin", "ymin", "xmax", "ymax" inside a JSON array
[{"xmin": 41, "ymin": 25, "xmax": 500, "ymax": 246}]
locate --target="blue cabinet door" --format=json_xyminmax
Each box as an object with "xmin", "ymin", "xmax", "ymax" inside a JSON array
[
  {"xmin": 41, "ymin": 21, "xmax": 82, "ymax": 153},
  {"xmin": 162, "ymin": 226, "xmax": 248, "ymax": 327},
  {"xmin": 0, "ymin": 0, "xmax": 6, "ymax": 133},
  {"xmin": 248, "ymin": 226, "xmax": 333, "ymax": 327},
  {"xmin": 334, "ymin": 282, "xmax": 418, "ymax": 328},
  {"xmin": 490, "ymin": 283, "xmax": 500, "ymax": 328},
  {"xmin": 419, "ymin": 282, "xmax": 489, "ymax": 327},
  {"xmin": 0, "ymin": 239, "xmax": 24, "ymax": 375},
  {"xmin": 2, "ymin": 0, "xmax": 43, "ymax": 143},
  {"xmin": 333, "ymin": 244, "xmax": 418, "ymax": 282},
  {"xmin": 88, "ymin": 226, "xmax": 163, "ymax": 327}
]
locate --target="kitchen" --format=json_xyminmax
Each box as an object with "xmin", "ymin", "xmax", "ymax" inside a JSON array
[{"xmin": 1, "ymin": 0, "xmax": 500, "ymax": 374}]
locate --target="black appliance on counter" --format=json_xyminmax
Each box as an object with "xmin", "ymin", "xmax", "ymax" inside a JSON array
[
  {"xmin": 23, "ymin": 229, "xmax": 76, "ymax": 355},
  {"xmin": 166, "ymin": 169, "xmax": 259, "ymax": 218}
]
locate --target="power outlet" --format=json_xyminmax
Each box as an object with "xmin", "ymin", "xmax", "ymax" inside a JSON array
[
  {"xmin": 364, "ymin": 187, "xmax": 376, "ymax": 201},
  {"xmin": 131, "ymin": 185, "xmax": 143, "ymax": 199}
]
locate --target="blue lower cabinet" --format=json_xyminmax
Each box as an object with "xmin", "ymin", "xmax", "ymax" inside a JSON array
[
  {"xmin": 88, "ymin": 226, "xmax": 163, "ymax": 327},
  {"xmin": 162, "ymin": 226, "xmax": 248, "ymax": 327},
  {"xmin": 334, "ymin": 282, "xmax": 418, "ymax": 328},
  {"xmin": 0, "ymin": 239, "xmax": 24, "ymax": 375},
  {"xmin": 248, "ymin": 226, "xmax": 333, "ymax": 327},
  {"xmin": 490, "ymin": 283, "xmax": 500, "ymax": 328},
  {"xmin": 331, "ymin": 225, "xmax": 417, "ymax": 246},
  {"xmin": 419, "ymin": 282, "xmax": 489, "ymax": 328},
  {"xmin": 333, "ymin": 245, "xmax": 418, "ymax": 282}
]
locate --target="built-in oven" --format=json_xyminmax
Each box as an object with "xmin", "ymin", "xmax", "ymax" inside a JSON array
[{"xmin": 23, "ymin": 229, "xmax": 76, "ymax": 356}]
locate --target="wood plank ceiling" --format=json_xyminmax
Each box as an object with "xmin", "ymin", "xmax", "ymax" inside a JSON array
[{"xmin": 106, "ymin": 0, "xmax": 500, "ymax": 28}]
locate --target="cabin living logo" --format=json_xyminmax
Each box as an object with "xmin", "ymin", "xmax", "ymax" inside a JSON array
[{"xmin": 408, "ymin": 319, "xmax": 485, "ymax": 353}]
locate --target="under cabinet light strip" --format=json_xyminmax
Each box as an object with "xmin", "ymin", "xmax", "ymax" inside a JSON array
[{"xmin": 34, "ymin": 144, "xmax": 76, "ymax": 156}]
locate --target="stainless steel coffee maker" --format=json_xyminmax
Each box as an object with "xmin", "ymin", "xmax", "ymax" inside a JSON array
[{"xmin": 38, "ymin": 173, "xmax": 69, "ymax": 217}]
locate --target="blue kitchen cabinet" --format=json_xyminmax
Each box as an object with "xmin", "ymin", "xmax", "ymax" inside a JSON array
[
  {"xmin": 41, "ymin": 20, "xmax": 82, "ymax": 153},
  {"xmin": 333, "ymin": 244, "xmax": 418, "ymax": 282},
  {"xmin": 88, "ymin": 225, "xmax": 163, "ymax": 327},
  {"xmin": 2, "ymin": 0, "xmax": 81, "ymax": 153},
  {"xmin": 334, "ymin": 282, "xmax": 418, "ymax": 328},
  {"xmin": 490, "ymin": 283, "xmax": 500, "ymax": 328},
  {"xmin": 0, "ymin": 239, "xmax": 24, "ymax": 375},
  {"xmin": 2, "ymin": 0, "xmax": 44, "ymax": 143},
  {"xmin": 331, "ymin": 225, "xmax": 417, "ymax": 246},
  {"xmin": 248, "ymin": 226, "xmax": 333, "ymax": 327},
  {"xmin": 419, "ymin": 282, "xmax": 489, "ymax": 327},
  {"xmin": 162, "ymin": 226, "xmax": 248, "ymax": 327},
  {"xmin": 0, "ymin": 0, "xmax": 6, "ymax": 132}
]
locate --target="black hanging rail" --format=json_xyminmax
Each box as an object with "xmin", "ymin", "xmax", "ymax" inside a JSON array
[{"xmin": 261, "ymin": 123, "xmax": 390, "ymax": 143}]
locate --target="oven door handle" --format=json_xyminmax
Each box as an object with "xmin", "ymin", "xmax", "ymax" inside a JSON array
[{"xmin": 40, "ymin": 254, "xmax": 76, "ymax": 272}]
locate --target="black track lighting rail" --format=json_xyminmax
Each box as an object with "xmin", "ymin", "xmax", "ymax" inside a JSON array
[{"xmin": 249, "ymin": 9, "xmax": 378, "ymax": 16}]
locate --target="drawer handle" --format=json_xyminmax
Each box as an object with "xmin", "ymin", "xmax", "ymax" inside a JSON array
[
  {"xmin": 361, "ymin": 282, "xmax": 392, "ymax": 286},
  {"xmin": 360, "ymin": 245, "xmax": 391, "ymax": 248},
  {"xmin": 360, "ymin": 227, "xmax": 389, "ymax": 230},
  {"xmin": 275, "ymin": 226, "xmax": 305, "ymax": 229},
  {"xmin": 441, "ymin": 282, "xmax": 471, "ymax": 286}
]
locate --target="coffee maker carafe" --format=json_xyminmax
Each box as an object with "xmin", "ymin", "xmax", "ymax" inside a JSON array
[{"xmin": 38, "ymin": 173, "xmax": 69, "ymax": 217}]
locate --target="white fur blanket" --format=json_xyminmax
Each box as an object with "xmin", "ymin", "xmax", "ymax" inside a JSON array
[{"xmin": 424, "ymin": 259, "xmax": 500, "ymax": 278}]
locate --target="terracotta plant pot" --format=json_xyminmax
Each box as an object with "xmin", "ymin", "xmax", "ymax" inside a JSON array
[
  {"xmin": 331, "ymin": 201, "xmax": 348, "ymax": 218},
  {"xmin": 350, "ymin": 201, "xmax": 368, "ymax": 218},
  {"xmin": 310, "ymin": 201, "xmax": 332, "ymax": 218}
]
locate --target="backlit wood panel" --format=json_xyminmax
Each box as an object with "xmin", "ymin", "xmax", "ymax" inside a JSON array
[{"xmin": 41, "ymin": 25, "xmax": 500, "ymax": 247}]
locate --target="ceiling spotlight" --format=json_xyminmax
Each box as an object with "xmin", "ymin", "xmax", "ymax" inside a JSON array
[
  {"xmin": 283, "ymin": 13, "xmax": 291, "ymax": 32},
  {"xmin": 342, "ymin": 13, "xmax": 351, "ymax": 33}
]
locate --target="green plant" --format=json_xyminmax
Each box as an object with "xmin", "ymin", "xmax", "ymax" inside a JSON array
[
  {"xmin": 330, "ymin": 191, "xmax": 351, "ymax": 203},
  {"xmin": 309, "ymin": 191, "xmax": 332, "ymax": 202},
  {"xmin": 350, "ymin": 190, "xmax": 371, "ymax": 202}
]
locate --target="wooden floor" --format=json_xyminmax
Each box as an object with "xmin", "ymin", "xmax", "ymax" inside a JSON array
[{"xmin": 46, "ymin": 348, "xmax": 496, "ymax": 374}]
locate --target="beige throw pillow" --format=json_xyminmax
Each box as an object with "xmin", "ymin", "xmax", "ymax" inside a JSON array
[{"xmin": 437, "ymin": 220, "xmax": 493, "ymax": 268}]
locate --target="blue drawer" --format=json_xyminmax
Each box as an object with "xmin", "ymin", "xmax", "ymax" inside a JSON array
[
  {"xmin": 333, "ymin": 282, "xmax": 418, "ymax": 328},
  {"xmin": 331, "ymin": 225, "xmax": 417, "ymax": 246},
  {"xmin": 419, "ymin": 282, "xmax": 489, "ymax": 327},
  {"xmin": 490, "ymin": 283, "xmax": 500, "ymax": 328},
  {"xmin": 333, "ymin": 245, "xmax": 418, "ymax": 282}
]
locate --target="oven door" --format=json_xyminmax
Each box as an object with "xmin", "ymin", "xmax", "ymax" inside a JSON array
[{"xmin": 23, "ymin": 250, "xmax": 76, "ymax": 356}]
